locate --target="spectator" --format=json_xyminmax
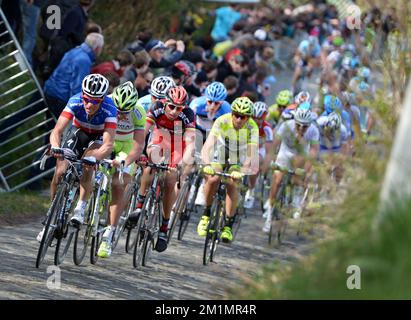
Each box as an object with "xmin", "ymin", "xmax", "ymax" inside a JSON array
[
  {"xmin": 20, "ymin": 0, "xmax": 47, "ymax": 67},
  {"xmin": 39, "ymin": 0, "xmax": 95, "ymax": 80},
  {"xmin": 202, "ymin": 59, "xmax": 218, "ymax": 82},
  {"xmin": 92, "ymin": 49, "xmax": 135, "ymax": 78},
  {"xmin": 135, "ymin": 69, "xmax": 154, "ymax": 97},
  {"xmin": 224, "ymin": 75, "xmax": 239, "ymax": 104},
  {"xmin": 211, "ymin": 4, "xmax": 242, "ymax": 42},
  {"xmin": 85, "ymin": 21, "xmax": 102, "ymax": 34},
  {"xmin": 43, "ymin": 32, "xmax": 104, "ymax": 118},
  {"xmin": 102, "ymin": 71, "xmax": 120, "ymax": 94},
  {"xmin": 121, "ymin": 49, "xmax": 151, "ymax": 83},
  {"xmin": 127, "ymin": 28, "xmax": 153, "ymax": 54},
  {"xmin": 147, "ymin": 38, "xmax": 185, "ymax": 69},
  {"xmin": 216, "ymin": 48, "xmax": 247, "ymax": 82}
]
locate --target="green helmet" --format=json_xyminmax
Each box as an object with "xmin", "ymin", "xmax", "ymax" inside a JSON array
[
  {"xmin": 112, "ymin": 81, "xmax": 138, "ymax": 112},
  {"xmin": 231, "ymin": 97, "xmax": 253, "ymax": 116},
  {"xmin": 332, "ymin": 36, "xmax": 344, "ymax": 47},
  {"xmin": 276, "ymin": 90, "xmax": 292, "ymax": 106}
]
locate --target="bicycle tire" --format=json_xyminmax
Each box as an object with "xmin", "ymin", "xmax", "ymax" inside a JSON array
[
  {"xmin": 178, "ymin": 175, "xmax": 201, "ymax": 241},
  {"xmin": 90, "ymin": 231, "xmax": 101, "ymax": 265},
  {"xmin": 133, "ymin": 189, "xmax": 154, "ymax": 268},
  {"xmin": 167, "ymin": 181, "xmax": 189, "ymax": 244},
  {"xmin": 132, "ymin": 209, "xmax": 146, "ymax": 268},
  {"xmin": 35, "ymin": 184, "xmax": 66, "ymax": 268},
  {"xmin": 72, "ymin": 196, "xmax": 94, "ymax": 266},
  {"xmin": 54, "ymin": 187, "xmax": 79, "ymax": 265},
  {"xmin": 142, "ymin": 201, "xmax": 160, "ymax": 267},
  {"xmin": 124, "ymin": 188, "xmax": 140, "ymax": 253},
  {"xmin": 203, "ymin": 201, "xmax": 221, "ymax": 265}
]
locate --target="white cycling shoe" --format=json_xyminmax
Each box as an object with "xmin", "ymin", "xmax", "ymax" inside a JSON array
[
  {"xmin": 36, "ymin": 227, "xmax": 45, "ymax": 242},
  {"xmin": 244, "ymin": 190, "xmax": 255, "ymax": 209},
  {"xmin": 70, "ymin": 208, "xmax": 85, "ymax": 225}
]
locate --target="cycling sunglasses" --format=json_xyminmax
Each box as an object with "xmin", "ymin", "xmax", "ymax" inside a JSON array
[
  {"xmin": 82, "ymin": 95, "xmax": 103, "ymax": 106},
  {"xmin": 206, "ymin": 99, "xmax": 222, "ymax": 106},
  {"xmin": 232, "ymin": 112, "xmax": 249, "ymax": 120},
  {"xmin": 296, "ymin": 123, "xmax": 310, "ymax": 130},
  {"xmin": 166, "ymin": 103, "xmax": 184, "ymax": 112}
]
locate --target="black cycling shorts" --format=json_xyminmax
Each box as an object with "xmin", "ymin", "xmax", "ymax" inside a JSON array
[{"xmin": 62, "ymin": 127, "xmax": 103, "ymax": 158}]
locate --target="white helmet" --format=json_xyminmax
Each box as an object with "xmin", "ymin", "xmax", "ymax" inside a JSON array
[
  {"xmin": 325, "ymin": 112, "xmax": 342, "ymax": 131},
  {"xmin": 252, "ymin": 101, "xmax": 268, "ymax": 119},
  {"xmin": 294, "ymin": 108, "xmax": 312, "ymax": 125},
  {"xmin": 295, "ymin": 91, "xmax": 311, "ymax": 105},
  {"xmin": 82, "ymin": 74, "xmax": 109, "ymax": 98},
  {"xmin": 150, "ymin": 76, "xmax": 176, "ymax": 99}
]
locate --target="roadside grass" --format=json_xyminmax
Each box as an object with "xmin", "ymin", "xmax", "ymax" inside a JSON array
[{"xmin": 0, "ymin": 190, "xmax": 49, "ymax": 225}]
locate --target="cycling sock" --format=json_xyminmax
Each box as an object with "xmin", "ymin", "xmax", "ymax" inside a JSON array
[
  {"xmin": 202, "ymin": 206, "xmax": 212, "ymax": 217},
  {"xmin": 103, "ymin": 225, "xmax": 115, "ymax": 241},
  {"xmin": 160, "ymin": 218, "xmax": 169, "ymax": 233},
  {"xmin": 75, "ymin": 200, "xmax": 87, "ymax": 212},
  {"xmin": 225, "ymin": 216, "xmax": 235, "ymax": 228}
]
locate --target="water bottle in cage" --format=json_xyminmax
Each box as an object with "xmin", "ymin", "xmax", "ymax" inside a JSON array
[{"xmin": 95, "ymin": 171, "xmax": 103, "ymax": 185}]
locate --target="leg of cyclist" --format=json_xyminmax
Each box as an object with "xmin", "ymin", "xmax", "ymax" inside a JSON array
[
  {"xmin": 221, "ymin": 176, "xmax": 239, "ymax": 243},
  {"xmin": 98, "ymin": 171, "xmax": 132, "ymax": 258},
  {"xmin": 71, "ymin": 144, "xmax": 100, "ymax": 224},
  {"xmin": 50, "ymin": 159, "xmax": 68, "ymax": 201},
  {"xmin": 197, "ymin": 164, "xmax": 222, "ymax": 237},
  {"xmin": 290, "ymin": 155, "xmax": 306, "ymax": 219}
]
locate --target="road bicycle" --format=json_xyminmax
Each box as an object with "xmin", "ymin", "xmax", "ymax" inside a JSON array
[{"xmin": 35, "ymin": 147, "xmax": 94, "ymax": 268}]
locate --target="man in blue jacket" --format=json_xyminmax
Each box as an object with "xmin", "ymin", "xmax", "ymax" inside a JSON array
[{"xmin": 44, "ymin": 32, "xmax": 104, "ymax": 118}]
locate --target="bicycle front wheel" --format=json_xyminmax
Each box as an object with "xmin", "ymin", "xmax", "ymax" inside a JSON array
[
  {"xmin": 36, "ymin": 184, "xmax": 66, "ymax": 268},
  {"xmin": 203, "ymin": 201, "xmax": 221, "ymax": 265}
]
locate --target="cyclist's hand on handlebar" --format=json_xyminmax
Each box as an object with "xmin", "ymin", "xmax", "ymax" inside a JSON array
[
  {"xmin": 111, "ymin": 159, "xmax": 122, "ymax": 168},
  {"xmin": 202, "ymin": 165, "xmax": 215, "ymax": 176},
  {"xmin": 230, "ymin": 171, "xmax": 244, "ymax": 180},
  {"xmin": 295, "ymin": 168, "xmax": 305, "ymax": 176},
  {"xmin": 137, "ymin": 155, "xmax": 148, "ymax": 165},
  {"xmin": 50, "ymin": 147, "xmax": 64, "ymax": 158}
]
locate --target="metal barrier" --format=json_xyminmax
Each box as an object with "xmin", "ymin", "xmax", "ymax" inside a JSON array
[{"xmin": 0, "ymin": 8, "xmax": 55, "ymax": 192}]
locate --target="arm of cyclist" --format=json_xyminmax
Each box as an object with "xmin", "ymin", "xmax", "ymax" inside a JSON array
[
  {"xmin": 122, "ymin": 129, "xmax": 145, "ymax": 167},
  {"xmin": 49, "ymin": 115, "xmax": 71, "ymax": 157},
  {"xmin": 201, "ymin": 131, "xmax": 217, "ymax": 165},
  {"xmin": 262, "ymin": 141, "xmax": 274, "ymax": 174},
  {"xmin": 84, "ymin": 128, "xmax": 115, "ymax": 161}
]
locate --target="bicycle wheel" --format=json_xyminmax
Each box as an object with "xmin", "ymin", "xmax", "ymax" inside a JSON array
[
  {"xmin": 132, "ymin": 189, "xmax": 154, "ymax": 268},
  {"xmin": 35, "ymin": 184, "xmax": 66, "ymax": 268},
  {"xmin": 142, "ymin": 201, "xmax": 160, "ymax": 267},
  {"xmin": 124, "ymin": 187, "xmax": 140, "ymax": 253},
  {"xmin": 231, "ymin": 213, "xmax": 242, "ymax": 242},
  {"xmin": 178, "ymin": 175, "xmax": 201, "ymax": 241},
  {"xmin": 72, "ymin": 196, "xmax": 94, "ymax": 266},
  {"xmin": 203, "ymin": 201, "xmax": 221, "ymax": 265},
  {"xmin": 54, "ymin": 187, "xmax": 79, "ymax": 265},
  {"xmin": 167, "ymin": 182, "xmax": 189, "ymax": 244}
]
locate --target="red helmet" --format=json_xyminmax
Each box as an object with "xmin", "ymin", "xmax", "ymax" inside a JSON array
[
  {"xmin": 173, "ymin": 61, "xmax": 191, "ymax": 77},
  {"xmin": 165, "ymin": 86, "xmax": 188, "ymax": 105}
]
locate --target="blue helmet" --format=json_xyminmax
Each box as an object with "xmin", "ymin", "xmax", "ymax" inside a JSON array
[
  {"xmin": 299, "ymin": 101, "xmax": 311, "ymax": 111},
  {"xmin": 324, "ymin": 95, "xmax": 343, "ymax": 114},
  {"xmin": 205, "ymin": 82, "xmax": 227, "ymax": 102}
]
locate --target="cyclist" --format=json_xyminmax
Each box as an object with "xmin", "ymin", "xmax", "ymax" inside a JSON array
[
  {"xmin": 37, "ymin": 74, "xmax": 117, "ymax": 240},
  {"xmin": 189, "ymin": 82, "xmax": 231, "ymax": 206},
  {"xmin": 263, "ymin": 108, "xmax": 319, "ymax": 231},
  {"xmin": 137, "ymin": 76, "xmax": 175, "ymax": 112},
  {"xmin": 197, "ymin": 97, "xmax": 259, "ymax": 243},
  {"xmin": 267, "ymin": 90, "xmax": 293, "ymax": 128},
  {"xmin": 189, "ymin": 81, "xmax": 231, "ymax": 140},
  {"xmin": 244, "ymin": 101, "xmax": 274, "ymax": 209},
  {"xmin": 97, "ymin": 81, "xmax": 146, "ymax": 258},
  {"xmin": 321, "ymin": 95, "xmax": 353, "ymax": 139},
  {"xmin": 292, "ymin": 36, "xmax": 321, "ymax": 94},
  {"xmin": 316, "ymin": 112, "xmax": 349, "ymax": 184},
  {"xmin": 133, "ymin": 85, "xmax": 196, "ymax": 253}
]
